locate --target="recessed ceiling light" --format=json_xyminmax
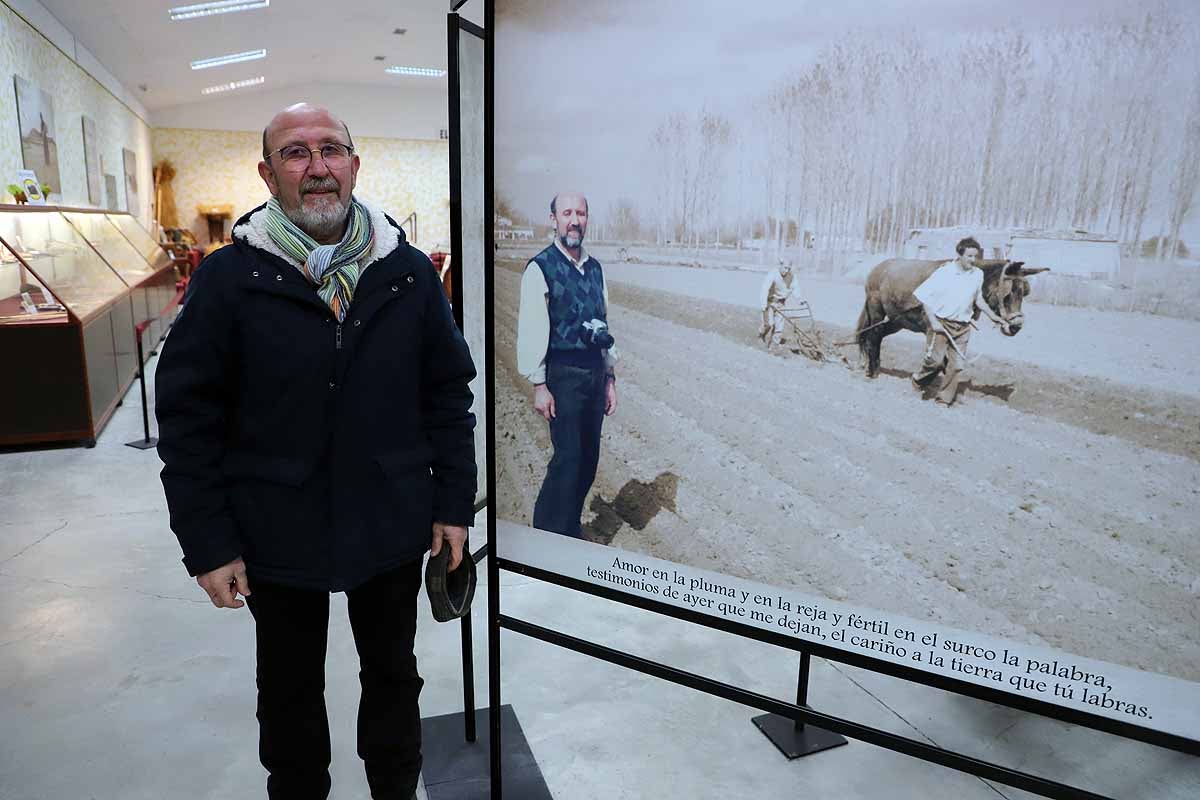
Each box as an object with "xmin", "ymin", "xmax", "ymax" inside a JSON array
[
  {"xmin": 385, "ymin": 66, "xmax": 445, "ymax": 78},
  {"xmin": 170, "ymin": 0, "xmax": 269, "ymax": 21},
  {"xmin": 202, "ymin": 76, "xmax": 265, "ymax": 95},
  {"xmin": 191, "ymin": 49, "xmax": 267, "ymax": 70}
]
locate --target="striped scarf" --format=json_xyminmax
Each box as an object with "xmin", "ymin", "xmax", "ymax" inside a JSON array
[{"xmin": 263, "ymin": 196, "xmax": 375, "ymax": 322}]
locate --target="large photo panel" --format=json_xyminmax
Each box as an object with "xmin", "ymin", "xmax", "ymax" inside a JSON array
[{"xmin": 493, "ymin": 0, "xmax": 1200, "ymax": 741}]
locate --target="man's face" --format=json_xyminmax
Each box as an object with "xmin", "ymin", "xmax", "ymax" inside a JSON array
[
  {"xmin": 258, "ymin": 108, "xmax": 360, "ymax": 241},
  {"xmin": 958, "ymin": 247, "xmax": 980, "ymax": 269},
  {"xmin": 551, "ymin": 194, "xmax": 588, "ymax": 250}
]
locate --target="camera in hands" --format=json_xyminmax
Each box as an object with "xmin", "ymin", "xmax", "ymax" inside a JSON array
[{"xmin": 581, "ymin": 318, "xmax": 615, "ymax": 350}]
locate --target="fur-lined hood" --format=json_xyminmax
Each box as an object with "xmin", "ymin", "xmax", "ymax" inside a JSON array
[{"xmin": 231, "ymin": 197, "xmax": 402, "ymax": 269}]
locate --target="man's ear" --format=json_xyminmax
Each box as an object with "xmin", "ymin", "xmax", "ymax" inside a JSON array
[{"xmin": 257, "ymin": 160, "xmax": 279, "ymax": 196}]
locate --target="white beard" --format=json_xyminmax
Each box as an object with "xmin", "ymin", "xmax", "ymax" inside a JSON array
[{"xmin": 284, "ymin": 193, "xmax": 349, "ymax": 242}]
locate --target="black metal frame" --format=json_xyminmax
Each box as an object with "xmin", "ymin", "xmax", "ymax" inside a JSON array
[
  {"xmin": 447, "ymin": 9, "xmax": 489, "ymax": 748},
  {"xmin": 450, "ymin": 2, "xmax": 1200, "ymax": 800}
]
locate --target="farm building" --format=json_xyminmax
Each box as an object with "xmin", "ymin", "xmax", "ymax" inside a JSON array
[
  {"xmin": 495, "ymin": 215, "xmax": 535, "ymax": 240},
  {"xmin": 902, "ymin": 226, "xmax": 1120, "ymax": 279}
]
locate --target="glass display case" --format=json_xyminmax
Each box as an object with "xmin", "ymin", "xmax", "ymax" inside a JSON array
[
  {"xmin": 0, "ymin": 251, "xmax": 67, "ymax": 325},
  {"xmin": 0, "ymin": 207, "xmax": 129, "ymax": 322},
  {"xmin": 65, "ymin": 212, "xmax": 176, "ymax": 348},
  {"xmin": 0, "ymin": 205, "xmax": 179, "ymax": 447},
  {"xmin": 107, "ymin": 213, "xmax": 174, "ymax": 272}
]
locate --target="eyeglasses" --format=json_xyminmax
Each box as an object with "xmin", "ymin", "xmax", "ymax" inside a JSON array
[{"xmin": 264, "ymin": 142, "xmax": 354, "ymax": 173}]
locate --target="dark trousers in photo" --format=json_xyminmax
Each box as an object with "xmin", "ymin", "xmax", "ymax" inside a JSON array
[
  {"xmin": 533, "ymin": 360, "xmax": 607, "ymax": 538},
  {"xmin": 245, "ymin": 560, "xmax": 424, "ymax": 800}
]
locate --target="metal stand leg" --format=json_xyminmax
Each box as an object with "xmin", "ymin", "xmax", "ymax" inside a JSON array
[
  {"xmin": 752, "ymin": 652, "xmax": 848, "ymax": 759},
  {"xmin": 126, "ymin": 330, "xmax": 158, "ymax": 450},
  {"xmin": 462, "ymin": 534, "xmax": 477, "ymax": 743}
]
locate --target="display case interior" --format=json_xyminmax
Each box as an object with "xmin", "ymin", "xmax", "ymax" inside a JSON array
[
  {"xmin": 0, "ymin": 209, "xmax": 128, "ymax": 322},
  {"xmin": 64, "ymin": 212, "xmax": 158, "ymax": 286},
  {"xmin": 107, "ymin": 213, "xmax": 173, "ymax": 272},
  {"xmin": 0, "ymin": 245, "xmax": 67, "ymax": 325}
]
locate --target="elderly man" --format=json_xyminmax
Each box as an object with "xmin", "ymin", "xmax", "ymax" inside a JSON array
[
  {"xmin": 758, "ymin": 257, "xmax": 795, "ymax": 348},
  {"xmin": 911, "ymin": 236, "xmax": 1009, "ymax": 405},
  {"xmin": 516, "ymin": 191, "xmax": 617, "ymax": 538},
  {"xmin": 155, "ymin": 103, "xmax": 476, "ymax": 800}
]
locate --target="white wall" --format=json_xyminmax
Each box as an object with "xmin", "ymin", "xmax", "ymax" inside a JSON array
[
  {"xmin": 2, "ymin": 0, "xmax": 148, "ymax": 121},
  {"xmin": 152, "ymin": 82, "xmax": 448, "ymax": 141},
  {"xmin": 1, "ymin": 0, "xmax": 153, "ymax": 226}
]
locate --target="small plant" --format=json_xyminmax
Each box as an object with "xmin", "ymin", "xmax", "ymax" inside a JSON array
[
  {"xmin": 40, "ymin": 183, "xmax": 52, "ymax": 200},
  {"xmin": 6, "ymin": 184, "xmax": 27, "ymax": 204}
]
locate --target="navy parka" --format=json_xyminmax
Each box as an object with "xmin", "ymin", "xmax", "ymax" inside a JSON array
[{"xmin": 155, "ymin": 205, "xmax": 476, "ymax": 591}]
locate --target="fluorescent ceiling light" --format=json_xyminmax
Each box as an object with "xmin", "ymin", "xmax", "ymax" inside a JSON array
[
  {"xmin": 170, "ymin": 0, "xmax": 268, "ymax": 21},
  {"xmin": 202, "ymin": 76, "xmax": 265, "ymax": 95},
  {"xmin": 385, "ymin": 66, "xmax": 446, "ymax": 78},
  {"xmin": 191, "ymin": 49, "xmax": 267, "ymax": 70}
]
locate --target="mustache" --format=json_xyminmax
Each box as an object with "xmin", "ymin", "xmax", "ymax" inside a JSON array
[{"xmin": 301, "ymin": 177, "xmax": 340, "ymax": 194}]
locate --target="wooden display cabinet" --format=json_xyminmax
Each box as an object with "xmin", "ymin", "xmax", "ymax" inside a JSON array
[{"xmin": 0, "ymin": 205, "xmax": 178, "ymax": 447}]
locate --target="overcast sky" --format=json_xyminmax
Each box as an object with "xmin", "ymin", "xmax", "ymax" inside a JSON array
[{"xmin": 495, "ymin": 0, "xmax": 1200, "ymax": 243}]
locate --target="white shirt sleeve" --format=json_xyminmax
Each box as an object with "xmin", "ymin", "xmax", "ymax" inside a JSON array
[
  {"xmin": 602, "ymin": 270, "xmax": 618, "ymax": 371},
  {"xmin": 517, "ymin": 262, "xmax": 551, "ymax": 384}
]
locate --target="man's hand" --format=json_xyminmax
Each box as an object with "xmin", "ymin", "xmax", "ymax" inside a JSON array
[
  {"xmin": 431, "ymin": 522, "xmax": 468, "ymax": 572},
  {"xmin": 197, "ymin": 557, "xmax": 251, "ymax": 609},
  {"xmin": 533, "ymin": 383, "xmax": 555, "ymax": 421},
  {"xmin": 605, "ymin": 377, "xmax": 618, "ymax": 416}
]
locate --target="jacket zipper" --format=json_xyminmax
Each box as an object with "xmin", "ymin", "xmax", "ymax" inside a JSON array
[{"xmin": 335, "ymin": 322, "xmax": 343, "ymax": 350}]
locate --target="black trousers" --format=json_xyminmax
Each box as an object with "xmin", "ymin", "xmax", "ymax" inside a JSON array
[
  {"xmin": 245, "ymin": 560, "xmax": 424, "ymax": 800},
  {"xmin": 532, "ymin": 360, "xmax": 607, "ymax": 538}
]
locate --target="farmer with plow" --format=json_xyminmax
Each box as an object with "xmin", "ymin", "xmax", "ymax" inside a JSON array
[
  {"xmin": 758, "ymin": 257, "xmax": 796, "ymax": 350},
  {"xmin": 910, "ymin": 236, "xmax": 1011, "ymax": 405}
]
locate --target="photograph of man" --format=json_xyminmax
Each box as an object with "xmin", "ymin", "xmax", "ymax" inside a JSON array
[
  {"xmin": 911, "ymin": 236, "xmax": 1010, "ymax": 406},
  {"xmin": 516, "ymin": 191, "xmax": 618, "ymax": 538},
  {"xmin": 758, "ymin": 257, "xmax": 795, "ymax": 349},
  {"xmin": 155, "ymin": 102, "xmax": 477, "ymax": 800}
]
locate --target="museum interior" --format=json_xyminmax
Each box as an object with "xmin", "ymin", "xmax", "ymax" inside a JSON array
[{"xmin": 1, "ymin": 1, "xmax": 1196, "ymax": 799}]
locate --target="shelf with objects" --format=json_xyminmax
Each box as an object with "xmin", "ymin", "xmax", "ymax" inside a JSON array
[{"xmin": 0, "ymin": 205, "xmax": 178, "ymax": 448}]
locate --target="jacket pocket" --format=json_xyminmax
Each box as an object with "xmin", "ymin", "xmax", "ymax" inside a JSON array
[
  {"xmin": 375, "ymin": 443, "xmax": 436, "ymax": 476},
  {"xmin": 222, "ymin": 451, "xmax": 314, "ymax": 487},
  {"xmin": 374, "ymin": 445, "xmax": 435, "ymax": 525}
]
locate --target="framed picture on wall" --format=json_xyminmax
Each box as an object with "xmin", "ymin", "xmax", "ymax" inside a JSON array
[
  {"xmin": 13, "ymin": 76, "xmax": 62, "ymax": 195},
  {"xmin": 81, "ymin": 116, "xmax": 101, "ymax": 206},
  {"xmin": 122, "ymin": 148, "xmax": 138, "ymax": 215},
  {"xmin": 104, "ymin": 174, "xmax": 119, "ymax": 211}
]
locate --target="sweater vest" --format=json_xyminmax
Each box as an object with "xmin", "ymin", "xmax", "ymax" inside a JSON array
[{"xmin": 532, "ymin": 244, "xmax": 607, "ymax": 366}]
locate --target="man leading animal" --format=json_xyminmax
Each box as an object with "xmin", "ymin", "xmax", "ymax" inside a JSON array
[{"xmin": 854, "ymin": 236, "xmax": 1049, "ymax": 403}]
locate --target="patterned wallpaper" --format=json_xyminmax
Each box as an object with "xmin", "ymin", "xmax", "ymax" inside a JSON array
[
  {"xmin": 151, "ymin": 128, "xmax": 450, "ymax": 252},
  {"xmin": 0, "ymin": 3, "xmax": 153, "ymax": 227}
]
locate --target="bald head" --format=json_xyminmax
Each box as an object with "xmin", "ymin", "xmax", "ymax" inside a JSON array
[
  {"xmin": 550, "ymin": 192, "xmax": 588, "ymax": 216},
  {"xmin": 262, "ymin": 103, "xmax": 353, "ymax": 157}
]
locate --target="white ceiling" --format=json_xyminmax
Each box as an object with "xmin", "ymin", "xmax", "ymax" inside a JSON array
[{"xmin": 36, "ymin": 0, "xmax": 484, "ymax": 112}]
